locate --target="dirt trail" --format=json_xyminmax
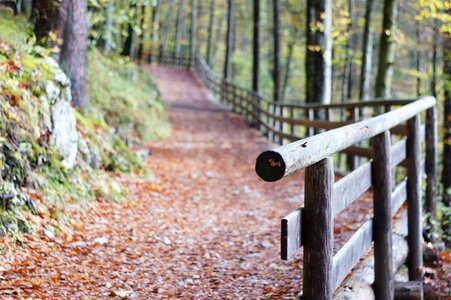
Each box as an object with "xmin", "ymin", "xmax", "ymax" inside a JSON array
[{"xmin": 0, "ymin": 66, "xmax": 370, "ymax": 299}]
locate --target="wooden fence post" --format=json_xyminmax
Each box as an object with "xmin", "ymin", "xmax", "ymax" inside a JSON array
[
  {"xmin": 279, "ymin": 106, "xmax": 284, "ymax": 145},
  {"xmin": 425, "ymin": 107, "xmax": 438, "ymax": 219},
  {"xmin": 372, "ymin": 130, "xmax": 394, "ymax": 299},
  {"xmin": 407, "ymin": 115, "xmax": 423, "ymax": 280},
  {"xmin": 346, "ymin": 107, "xmax": 358, "ymax": 171},
  {"xmin": 303, "ymin": 157, "xmax": 334, "ymax": 300}
]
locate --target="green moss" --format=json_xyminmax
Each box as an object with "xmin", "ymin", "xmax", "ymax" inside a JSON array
[
  {"xmin": 0, "ymin": 13, "xmax": 168, "ymax": 238},
  {"xmin": 88, "ymin": 49, "xmax": 171, "ymax": 142}
]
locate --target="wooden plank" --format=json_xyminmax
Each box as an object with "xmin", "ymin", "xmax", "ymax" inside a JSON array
[
  {"xmin": 331, "ymin": 181, "xmax": 408, "ymax": 291},
  {"xmin": 332, "ymin": 220, "xmax": 373, "ymax": 291},
  {"xmin": 255, "ymin": 97, "xmax": 435, "ymax": 182},
  {"xmin": 303, "ymin": 158, "xmax": 334, "ymax": 300},
  {"xmin": 394, "ymin": 281, "xmax": 424, "ymax": 300},
  {"xmin": 372, "ymin": 130, "xmax": 394, "ymax": 299},
  {"xmin": 392, "ymin": 180, "xmax": 408, "ymax": 215},
  {"xmin": 332, "ymin": 161, "xmax": 372, "ymax": 217},
  {"xmin": 407, "ymin": 115, "xmax": 423, "ymax": 281},
  {"xmin": 391, "ymin": 138, "xmax": 407, "ymax": 168},
  {"xmin": 425, "ymin": 107, "xmax": 438, "ymax": 219},
  {"xmin": 281, "ymin": 207, "xmax": 303, "ymax": 260}
]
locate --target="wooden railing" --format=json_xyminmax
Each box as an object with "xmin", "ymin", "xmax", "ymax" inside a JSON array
[{"xmin": 153, "ymin": 51, "xmax": 438, "ymax": 298}]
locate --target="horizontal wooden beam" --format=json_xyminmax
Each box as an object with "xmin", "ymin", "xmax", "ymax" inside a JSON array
[
  {"xmin": 281, "ymin": 208, "xmax": 303, "ymax": 260},
  {"xmin": 332, "ymin": 161, "xmax": 372, "ymax": 217},
  {"xmin": 256, "ymin": 97, "xmax": 435, "ymax": 182}
]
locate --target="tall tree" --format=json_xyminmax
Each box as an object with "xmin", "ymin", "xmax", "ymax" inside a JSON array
[
  {"xmin": 273, "ymin": 0, "xmax": 281, "ymax": 102},
  {"xmin": 190, "ymin": 0, "xmax": 198, "ymax": 67},
  {"xmin": 103, "ymin": 0, "xmax": 114, "ymax": 53},
  {"xmin": 174, "ymin": 0, "xmax": 186, "ymax": 58},
  {"xmin": 59, "ymin": 0, "xmax": 89, "ymax": 108},
  {"xmin": 252, "ymin": 0, "xmax": 260, "ymax": 94},
  {"xmin": 359, "ymin": 0, "xmax": 375, "ymax": 100},
  {"xmin": 224, "ymin": 0, "xmax": 234, "ymax": 81},
  {"xmin": 282, "ymin": 39, "xmax": 295, "ymax": 101},
  {"xmin": 341, "ymin": 0, "xmax": 355, "ymax": 101},
  {"xmin": 149, "ymin": 1, "xmax": 160, "ymax": 63},
  {"xmin": 415, "ymin": 20, "xmax": 422, "ymax": 96},
  {"xmin": 443, "ymin": 14, "xmax": 451, "ymax": 207},
  {"xmin": 374, "ymin": 0, "xmax": 398, "ymax": 98},
  {"xmin": 137, "ymin": 3, "xmax": 146, "ymax": 63},
  {"xmin": 122, "ymin": 1, "xmax": 138, "ymax": 58},
  {"xmin": 159, "ymin": 0, "xmax": 176, "ymax": 59},
  {"xmin": 206, "ymin": 0, "xmax": 216, "ymax": 66},
  {"xmin": 305, "ymin": 0, "xmax": 332, "ymax": 104}
]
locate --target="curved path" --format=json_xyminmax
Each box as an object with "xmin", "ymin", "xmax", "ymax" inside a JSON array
[{"xmin": 0, "ymin": 66, "xmax": 371, "ymax": 299}]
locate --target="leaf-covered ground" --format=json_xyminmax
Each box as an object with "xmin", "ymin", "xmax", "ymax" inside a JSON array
[{"xmin": 0, "ymin": 66, "xmax": 448, "ymax": 299}]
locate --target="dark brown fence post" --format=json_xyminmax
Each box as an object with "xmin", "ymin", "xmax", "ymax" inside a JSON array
[
  {"xmin": 407, "ymin": 115, "xmax": 423, "ymax": 280},
  {"xmin": 290, "ymin": 106, "xmax": 295, "ymax": 137},
  {"xmin": 425, "ymin": 107, "xmax": 438, "ymax": 219},
  {"xmin": 372, "ymin": 130, "xmax": 394, "ymax": 299},
  {"xmin": 279, "ymin": 105, "xmax": 284, "ymax": 145},
  {"xmin": 346, "ymin": 107, "xmax": 358, "ymax": 171},
  {"xmin": 303, "ymin": 157, "xmax": 334, "ymax": 300}
]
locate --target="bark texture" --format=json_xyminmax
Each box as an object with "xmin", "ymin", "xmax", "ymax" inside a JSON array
[
  {"xmin": 305, "ymin": 0, "xmax": 332, "ymax": 104},
  {"xmin": 59, "ymin": 0, "xmax": 89, "ymax": 108},
  {"xmin": 359, "ymin": 0, "xmax": 374, "ymax": 100},
  {"xmin": 374, "ymin": 0, "xmax": 397, "ymax": 98}
]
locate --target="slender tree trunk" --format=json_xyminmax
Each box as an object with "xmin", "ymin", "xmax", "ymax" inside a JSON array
[
  {"xmin": 415, "ymin": 20, "xmax": 422, "ymax": 96},
  {"xmin": 160, "ymin": 0, "xmax": 176, "ymax": 59},
  {"xmin": 374, "ymin": 0, "xmax": 398, "ymax": 98},
  {"xmin": 122, "ymin": 1, "xmax": 137, "ymax": 59},
  {"xmin": 20, "ymin": 0, "xmax": 32, "ymax": 16},
  {"xmin": 60, "ymin": 0, "xmax": 89, "ymax": 108},
  {"xmin": 282, "ymin": 40, "xmax": 294, "ymax": 102},
  {"xmin": 273, "ymin": 0, "xmax": 281, "ymax": 102},
  {"xmin": 443, "ymin": 17, "xmax": 451, "ymax": 207},
  {"xmin": 252, "ymin": 0, "xmax": 260, "ymax": 94},
  {"xmin": 342, "ymin": 0, "xmax": 354, "ymax": 101},
  {"xmin": 103, "ymin": 0, "xmax": 114, "ymax": 53},
  {"xmin": 306, "ymin": 0, "xmax": 332, "ymax": 104},
  {"xmin": 359, "ymin": 0, "xmax": 374, "ymax": 100},
  {"xmin": 149, "ymin": 1, "xmax": 159, "ymax": 63},
  {"xmin": 174, "ymin": 0, "xmax": 186, "ymax": 58},
  {"xmin": 190, "ymin": 0, "xmax": 198, "ymax": 67},
  {"xmin": 206, "ymin": 0, "xmax": 216, "ymax": 66},
  {"xmin": 431, "ymin": 22, "xmax": 438, "ymax": 98},
  {"xmin": 137, "ymin": 4, "xmax": 146, "ymax": 63},
  {"xmin": 224, "ymin": 0, "xmax": 234, "ymax": 81}
]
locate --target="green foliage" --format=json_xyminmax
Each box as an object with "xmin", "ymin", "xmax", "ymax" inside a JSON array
[
  {"xmin": 0, "ymin": 12, "xmax": 169, "ymax": 238},
  {"xmin": 87, "ymin": 48, "xmax": 170, "ymax": 142}
]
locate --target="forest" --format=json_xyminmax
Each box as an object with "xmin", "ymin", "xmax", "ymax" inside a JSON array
[{"xmin": 0, "ymin": 0, "xmax": 450, "ymax": 298}]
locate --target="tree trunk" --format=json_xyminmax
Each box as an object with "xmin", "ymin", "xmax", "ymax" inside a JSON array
[
  {"xmin": 174, "ymin": 0, "xmax": 186, "ymax": 58},
  {"xmin": 431, "ymin": 21, "xmax": 438, "ymax": 98},
  {"xmin": 190, "ymin": 0, "xmax": 198, "ymax": 67},
  {"xmin": 122, "ymin": 1, "xmax": 137, "ymax": 59},
  {"xmin": 359, "ymin": 0, "xmax": 374, "ymax": 100},
  {"xmin": 59, "ymin": 0, "xmax": 89, "ymax": 108},
  {"xmin": 206, "ymin": 0, "xmax": 216, "ymax": 66},
  {"xmin": 341, "ymin": 0, "xmax": 354, "ymax": 101},
  {"xmin": 224, "ymin": 0, "xmax": 234, "ymax": 81},
  {"xmin": 306, "ymin": 0, "xmax": 332, "ymax": 105},
  {"xmin": 443, "ymin": 18, "xmax": 451, "ymax": 207},
  {"xmin": 282, "ymin": 40, "xmax": 295, "ymax": 102},
  {"xmin": 137, "ymin": 4, "xmax": 146, "ymax": 63},
  {"xmin": 149, "ymin": 1, "xmax": 160, "ymax": 63},
  {"xmin": 252, "ymin": 0, "xmax": 260, "ymax": 94},
  {"xmin": 374, "ymin": 0, "xmax": 398, "ymax": 98},
  {"xmin": 273, "ymin": 0, "xmax": 281, "ymax": 102},
  {"xmin": 160, "ymin": 0, "xmax": 176, "ymax": 59},
  {"xmin": 103, "ymin": 0, "xmax": 114, "ymax": 53},
  {"xmin": 415, "ymin": 20, "xmax": 421, "ymax": 96}
]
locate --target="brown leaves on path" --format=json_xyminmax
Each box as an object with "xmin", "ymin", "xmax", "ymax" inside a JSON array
[{"xmin": 0, "ymin": 66, "xmax": 374, "ymax": 299}]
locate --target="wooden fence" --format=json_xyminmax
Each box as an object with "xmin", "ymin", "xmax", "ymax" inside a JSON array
[{"xmin": 153, "ymin": 51, "xmax": 438, "ymax": 298}]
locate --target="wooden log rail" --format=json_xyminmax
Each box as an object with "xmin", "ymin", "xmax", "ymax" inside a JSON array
[
  {"xmin": 255, "ymin": 97, "xmax": 437, "ymax": 299},
  {"xmin": 153, "ymin": 53, "xmax": 439, "ymax": 297}
]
